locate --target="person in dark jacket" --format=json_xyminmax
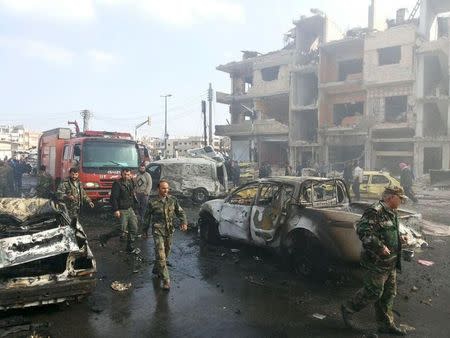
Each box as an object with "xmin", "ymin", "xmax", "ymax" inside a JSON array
[
  {"xmin": 100, "ymin": 168, "xmax": 139, "ymax": 253},
  {"xmin": 399, "ymin": 163, "xmax": 417, "ymax": 203}
]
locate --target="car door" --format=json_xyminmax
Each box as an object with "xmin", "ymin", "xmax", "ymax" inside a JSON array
[
  {"xmin": 218, "ymin": 183, "xmax": 258, "ymax": 241},
  {"xmin": 368, "ymin": 174, "xmax": 391, "ymax": 199},
  {"xmin": 250, "ymin": 183, "xmax": 294, "ymax": 246},
  {"xmin": 359, "ymin": 174, "xmax": 370, "ymax": 199}
]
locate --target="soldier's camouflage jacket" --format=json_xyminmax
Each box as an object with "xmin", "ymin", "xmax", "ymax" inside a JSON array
[
  {"xmin": 36, "ymin": 172, "xmax": 53, "ymax": 198},
  {"xmin": 145, "ymin": 195, "xmax": 187, "ymax": 236},
  {"xmin": 56, "ymin": 178, "xmax": 91, "ymax": 216},
  {"xmin": 357, "ymin": 201, "xmax": 402, "ymax": 272}
]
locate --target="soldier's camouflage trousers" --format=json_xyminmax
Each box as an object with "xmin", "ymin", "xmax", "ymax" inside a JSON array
[
  {"xmin": 99, "ymin": 208, "xmax": 138, "ymax": 251},
  {"xmin": 344, "ymin": 268, "xmax": 397, "ymax": 327},
  {"xmin": 152, "ymin": 232, "xmax": 173, "ymax": 283}
]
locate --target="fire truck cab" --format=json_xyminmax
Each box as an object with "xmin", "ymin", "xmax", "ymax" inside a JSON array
[{"xmin": 39, "ymin": 128, "xmax": 140, "ymax": 203}]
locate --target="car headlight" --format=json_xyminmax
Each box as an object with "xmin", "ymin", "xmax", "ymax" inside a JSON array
[{"xmin": 84, "ymin": 182, "xmax": 99, "ymax": 188}]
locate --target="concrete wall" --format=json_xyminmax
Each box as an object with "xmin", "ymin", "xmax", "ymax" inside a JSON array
[
  {"xmin": 364, "ymin": 25, "xmax": 416, "ymax": 85},
  {"xmin": 248, "ymin": 63, "xmax": 291, "ymax": 97},
  {"xmin": 366, "ymin": 84, "xmax": 414, "ymax": 124}
]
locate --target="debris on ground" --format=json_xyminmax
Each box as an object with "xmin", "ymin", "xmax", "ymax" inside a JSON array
[
  {"xmin": 245, "ymin": 276, "xmax": 265, "ymax": 286},
  {"xmin": 312, "ymin": 313, "xmax": 326, "ymax": 320},
  {"xmin": 0, "ymin": 316, "xmax": 50, "ymax": 338},
  {"xmin": 417, "ymin": 259, "xmax": 435, "ymax": 267},
  {"xmin": 230, "ymin": 248, "xmax": 240, "ymax": 253},
  {"xmin": 420, "ymin": 299, "xmax": 433, "ymax": 306},
  {"xmin": 411, "ymin": 286, "xmax": 419, "ymax": 292},
  {"xmin": 111, "ymin": 281, "xmax": 132, "ymax": 291},
  {"xmin": 253, "ymin": 256, "xmax": 262, "ymax": 262},
  {"xmin": 400, "ymin": 324, "xmax": 416, "ymax": 332}
]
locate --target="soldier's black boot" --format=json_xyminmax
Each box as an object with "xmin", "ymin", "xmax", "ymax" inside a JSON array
[
  {"xmin": 378, "ymin": 324, "xmax": 407, "ymax": 336},
  {"xmin": 341, "ymin": 305, "xmax": 358, "ymax": 330}
]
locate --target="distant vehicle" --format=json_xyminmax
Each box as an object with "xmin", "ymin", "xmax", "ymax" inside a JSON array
[
  {"xmin": 147, "ymin": 157, "xmax": 228, "ymax": 203},
  {"xmin": 0, "ymin": 198, "xmax": 96, "ymax": 310},
  {"xmin": 354, "ymin": 170, "xmax": 402, "ymax": 200},
  {"xmin": 187, "ymin": 145, "xmax": 224, "ymax": 162},
  {"xmin": 38, "ymin": 127, "xmax": 141, "ymax": 203},
  {"xmin": 198, "ymin": 177, "xmax": 422, "ymax": 277}
]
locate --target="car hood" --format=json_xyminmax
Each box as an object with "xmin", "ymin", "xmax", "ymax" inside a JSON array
[{"xmin": 0, "ymin": 198, "xmax": 61, "ymax": 223}]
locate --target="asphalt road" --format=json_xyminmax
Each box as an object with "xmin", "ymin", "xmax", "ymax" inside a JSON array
[{"xmin": 1, "ymin": 197, "xmax": 450, "ymax": 338}]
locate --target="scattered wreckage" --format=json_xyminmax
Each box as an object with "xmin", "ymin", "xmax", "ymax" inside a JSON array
[
  {"xmin": 0, "ymin": 198, "xmax": 96, "ymax": 310},
  {"xmin": 198, "ymin": 177, "xmax": 424, "ymax": 276},
  {"xmin": 147, "ymin": 157, "xmax": 228, "ymax": 203}
]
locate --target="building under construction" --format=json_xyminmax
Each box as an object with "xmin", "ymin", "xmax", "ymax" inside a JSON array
[{"xmin": 216, "ymin": 0, "xmax": 450, "ymax": 176}]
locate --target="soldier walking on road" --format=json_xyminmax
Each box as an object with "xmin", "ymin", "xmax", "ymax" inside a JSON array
[
  {"xmin": 56, "ymin": 167, "xmax": 94, "ymax": 219},
  {"xmin": 341, "ymin": 186, "xmax": 408, "ymax": 336},
  {"xmin": 134, "ymin": 163, "xmax": 152, "ymax": 236},
  {"xmin": 35, "ymin": 165, "xmax": 53, "ymax": 198},
  {"xmin": 144, "ymin": 179, "xmax": 188, "ymax": 290}
]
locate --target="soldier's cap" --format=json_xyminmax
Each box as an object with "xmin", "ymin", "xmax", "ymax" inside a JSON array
[{"xmin": 384, "ymin": 185, "xmax": 407, "ymax": 200}]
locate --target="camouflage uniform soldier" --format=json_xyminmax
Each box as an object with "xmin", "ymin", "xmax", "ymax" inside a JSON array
[
  {"xmin": 0, "ymin": 160, "xmax": 14, "ymax": 197},
  {"xmin": 341, "ymin": 186, "xmax": 408, "ymax": 336},
  {"xmin": 35, "ymin": 165, "xmax": 53, "ymax": 198},
  {"xmin": 145, "ymin": 179, "xmax": 187, "ymax": 290},
  {"xmin": 56, "ymin": 167, "xmax": 94, "ymax": 219}
]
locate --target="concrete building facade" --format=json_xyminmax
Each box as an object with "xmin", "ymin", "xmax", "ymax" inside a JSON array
[{"xmin": 216, "ymin": 0, "xmax": 450, "ymax": 176}]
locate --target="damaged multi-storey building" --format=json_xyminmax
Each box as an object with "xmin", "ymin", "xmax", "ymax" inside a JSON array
[
  {"xmin": 216, "ymin": 0, "xmax": 450, "ymax": 177},
  {"xmin": 215, "ymin": 49, "xmax": 292, "ymax": 165}
]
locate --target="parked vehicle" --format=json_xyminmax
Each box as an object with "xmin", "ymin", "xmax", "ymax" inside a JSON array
[
  {"xmin": 147, "ymin": 157, "xmax": 228, "ymax": 203},
  {"xmin": 0, "ymin": 198, "xmax": 96, "ymax": 310},
  {"xmin": 356, "ymin": 170, "xmax": 402, "ymax": 200},
  {"xmin": 38, "ymin": 127, "xmax": 141, "ymax": 203},
  {"xmin": 198, "ymin": 176, "xmax": 422, "ymax": 277}
]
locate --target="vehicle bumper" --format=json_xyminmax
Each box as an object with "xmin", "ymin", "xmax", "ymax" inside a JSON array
[{"xmin": 0, "ymin": 277, "xmax": 96, "ymax": 310}]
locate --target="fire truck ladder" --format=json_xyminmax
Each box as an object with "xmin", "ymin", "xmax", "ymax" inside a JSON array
[{"xmin": 408, "ymin": 0, "xmax": 421, "ymax": 21}]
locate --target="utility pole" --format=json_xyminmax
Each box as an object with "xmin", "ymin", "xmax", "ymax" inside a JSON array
[
  {"xmin": 202, "ymin": 100, "xmax": 207, "ymax": 147},
  {"xmin": 161, "ymin": 94, "xmax": 172, "ymax": 158},
  {"xmin": 208, "ymin": 83, "xmax": 213, "ymax": 146},
  {"xmin": 80, "ymin": 109, "xmax": 93, "ymax": 132}
]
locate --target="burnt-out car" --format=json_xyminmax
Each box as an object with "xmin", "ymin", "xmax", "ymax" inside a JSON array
[
  {"xmin": 0, "ymin": 198, "xmax": 96, "ymax": 310},
  {"xmin": 198, "ymin": 177, "xmax": 423, "ymax": 276}
]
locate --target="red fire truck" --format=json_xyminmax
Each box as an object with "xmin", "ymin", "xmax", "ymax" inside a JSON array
[{"xmin": 38, "ymin": 127, "xmax": 142, "ymax": 203}]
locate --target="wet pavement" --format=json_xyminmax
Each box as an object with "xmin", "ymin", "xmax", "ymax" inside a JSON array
[{"xmin": 2, "ymin": 179, "xmax": 450, "ymax": 337}]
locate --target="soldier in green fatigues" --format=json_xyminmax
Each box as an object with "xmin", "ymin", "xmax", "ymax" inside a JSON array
[
  {"xmin": 145, "ymin": 179, "xmax": 188, "ymax": 290},
  {"xmin": 35, "ymin": 165, "xmax": 54, "ymax": 198},
  {"xmin": 56, "ymin": 167, "xmax": 94, "ymax": 219},
  {"xmin": 341, "ymin": 186, "xmax": 408, "ymax": 336},
  {"xmin": 0, "ymin": 160, "xmax": 14, "ymax": 197}
]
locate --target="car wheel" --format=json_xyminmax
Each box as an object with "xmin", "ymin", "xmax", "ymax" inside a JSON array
[
  {"xmin": 192, "ymin": 188, "xmax": 209, "ymax": 204},
  {"xmin": 198, "ymin": 213, "xmax": 220, "ymax": 244},
  {"xmin": 290, "ymin": 232, "xmax": 328, "ymax": 280}
]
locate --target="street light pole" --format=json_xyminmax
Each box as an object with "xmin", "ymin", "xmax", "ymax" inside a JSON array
[{"xmin": 161, "ymin": 94, "xmax": 172, "ymax": 158}]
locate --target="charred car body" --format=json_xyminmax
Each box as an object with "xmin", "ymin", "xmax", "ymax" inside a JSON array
[
  {"xmin": 198, "ymin": 177, "xmax": 423, "ymax": 276},
  {"xmin": 147, "ymin": 157, "xmax": 228, "ymax": 203},
  {"xmin": 0, "ymin": 198, "xmax": 96, "ymax": 310}
]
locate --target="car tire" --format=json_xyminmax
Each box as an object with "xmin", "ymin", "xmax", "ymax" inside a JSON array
[
  {"xmin": 192, "ymin": 188, "xmax": 209, "ymax": 204},
  {"xmin": 198, "ymin": 213, "xmax": 220, "ymax": 244},
  {"xmin": 289, "ymin": 232, "xmax": 329, "ymax": 280}
]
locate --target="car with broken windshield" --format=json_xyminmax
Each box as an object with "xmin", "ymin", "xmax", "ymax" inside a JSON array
[
  {"xmin": 147, "ymin": 157, "xmax": 228, "ymax": 203},
  {"xmin": 0, "ymin": 198, "xmax": 96, "ymax": 310},
  {"xmin": 198, "ymin": 176, "xmax": 423, "ymax": 276}
]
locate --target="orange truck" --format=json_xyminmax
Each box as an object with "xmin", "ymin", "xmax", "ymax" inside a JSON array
[{"xmin": 38, "ymin": 127, "xmax": 142, "ymax": 203}]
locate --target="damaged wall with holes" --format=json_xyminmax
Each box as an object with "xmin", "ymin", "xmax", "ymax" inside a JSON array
[
  {"xmin": 217, "ymin": 0, "xmax": 450, "ymax": 175},
  {"xmin": 364, "ymin": 25, "xmax": 416, "ymax": 85}
]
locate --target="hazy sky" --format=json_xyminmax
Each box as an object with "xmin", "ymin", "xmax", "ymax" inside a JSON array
[{"xmin": 0, "ymin": 0, "xmax": 415, "ymax": 138}]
